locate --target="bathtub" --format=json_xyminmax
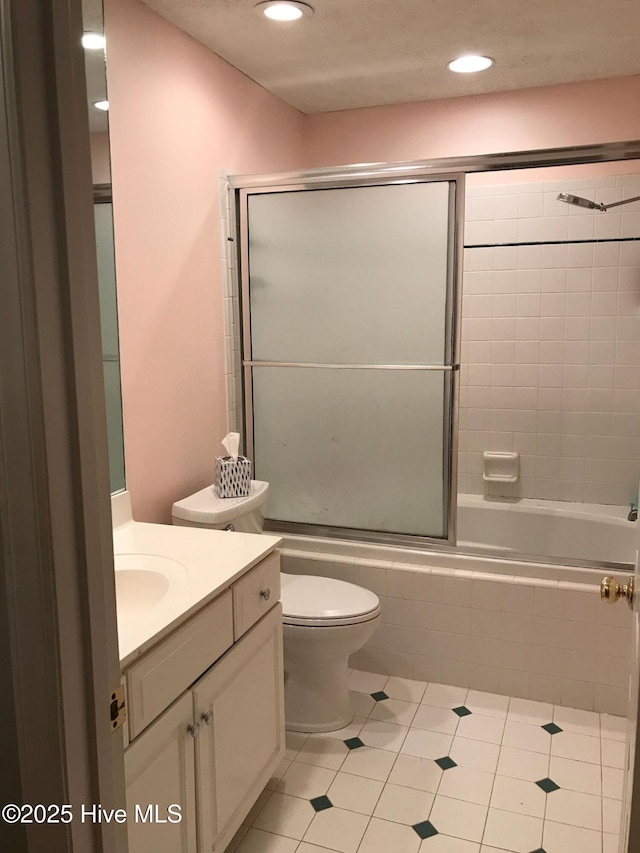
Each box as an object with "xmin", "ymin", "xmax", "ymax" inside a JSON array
[
  {"xmin": 277, "ymin": 496, "xmax": 635, "ymax": 714},
  {"xmin": 457, "ymin": 494, "xmax": 636, "ymax": 567}
]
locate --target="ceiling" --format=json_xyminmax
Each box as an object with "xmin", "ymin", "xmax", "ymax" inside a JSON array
[{"xmin": 140, "ymin": 0, "xmax": 640, "ymax": 114}]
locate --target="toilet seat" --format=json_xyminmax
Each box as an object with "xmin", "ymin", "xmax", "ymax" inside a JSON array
[{"xmin": 281, "ymin": 573, "xmax": 381, "ymax": 628}]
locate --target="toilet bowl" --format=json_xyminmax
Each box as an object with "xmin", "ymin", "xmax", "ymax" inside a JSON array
[
  {"xmin": 172, "ymin": 480, "xmax": 382, "ymax": 732},
  {"xmin": 281, "ymin": 572, "xmax": 381, "ymax": 731}
]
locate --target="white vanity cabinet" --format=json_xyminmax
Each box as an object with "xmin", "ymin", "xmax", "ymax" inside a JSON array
[{"xmin": 122, "ymin": 550, "xmax": 284, "ymax": 853}]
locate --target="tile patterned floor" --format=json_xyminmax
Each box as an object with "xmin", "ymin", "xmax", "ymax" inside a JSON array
[{"xmin": 226, "ymin": 670, "xmax": 627, "ymax": 853}]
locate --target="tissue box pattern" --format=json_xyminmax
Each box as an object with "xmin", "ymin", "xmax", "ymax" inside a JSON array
[{"xmin": 214, "ymin": 456, "xmax": 252, "ymax": 498}]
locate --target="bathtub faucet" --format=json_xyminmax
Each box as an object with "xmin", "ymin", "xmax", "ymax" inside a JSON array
[{"xmin": 629, "ymin": 503, "xmax": 638, "ymax": 522}]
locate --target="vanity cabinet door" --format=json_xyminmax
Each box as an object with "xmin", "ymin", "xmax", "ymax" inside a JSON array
[
  {"xmin": 125, "ymin": 693, "xmax": 197, "ymax": 853},
  {"xmin": 193, "ymin": 604, "xmax": 285, "ymax": 853}
]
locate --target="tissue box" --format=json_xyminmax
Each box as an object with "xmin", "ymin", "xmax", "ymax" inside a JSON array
[{"xmin": 214, "ymin": 455, "xmax": 252, "ymax": 498}]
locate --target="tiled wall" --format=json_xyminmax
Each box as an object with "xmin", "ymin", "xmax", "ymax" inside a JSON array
[
  {"xmin": 282, "ymin": 551, "xmax": 632, "ymax": 716},
  {"xmin": 459, "ymin": 174, "xmax": 640, "ymax": 505}
]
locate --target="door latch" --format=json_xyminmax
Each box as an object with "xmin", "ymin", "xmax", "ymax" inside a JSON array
[{"xmin": 110, "ymin": 684, "xmax": 127, "ymax": 731}]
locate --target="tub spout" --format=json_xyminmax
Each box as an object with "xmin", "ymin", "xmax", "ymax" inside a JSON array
[{"xmin": 628, "ymin": 503, "xmax": 638, "ymax": 522}]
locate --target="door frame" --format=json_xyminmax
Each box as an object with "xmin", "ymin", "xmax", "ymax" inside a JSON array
[{"xmin": 0, "ymin": 1, "xmax": 125, "ymax": 851}]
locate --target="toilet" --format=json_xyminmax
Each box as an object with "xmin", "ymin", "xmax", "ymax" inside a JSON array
[{"xmin": 172, "ymin": 480, "xmax": 382, "ymax": 732}]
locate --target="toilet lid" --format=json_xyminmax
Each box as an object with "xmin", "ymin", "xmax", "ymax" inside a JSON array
[{"xmin": 281, "ymin": 574, "xmax": 380, "ymax": 626}]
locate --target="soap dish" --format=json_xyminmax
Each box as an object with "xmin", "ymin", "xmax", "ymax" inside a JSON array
[{"xmin": 482, "ymin": 451, "xmax": 519, "ymax": 483}]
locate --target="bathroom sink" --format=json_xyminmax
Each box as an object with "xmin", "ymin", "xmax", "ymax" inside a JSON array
[{"xmin": 114, "ymin": 553, "xmax": 188, "ymax": 621}]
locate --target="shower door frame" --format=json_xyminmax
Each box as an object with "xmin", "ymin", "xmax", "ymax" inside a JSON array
[
  {"xmin": 231, "ymin": 139, "xmax": 640, "ymax": 566},
  {"xmin": 235, "ymin": 171, "xmax": 466, "ymax": 547}
]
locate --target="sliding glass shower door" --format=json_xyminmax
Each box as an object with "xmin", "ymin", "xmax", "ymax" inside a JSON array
[{"xmin": 239, "ymin": 177, "xmax": 461, "ymax": 543}]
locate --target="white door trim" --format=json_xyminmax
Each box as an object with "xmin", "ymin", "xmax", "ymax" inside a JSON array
[{"xmin": 0, "ymin": 1, "xmax": 125, "ymax": 851}]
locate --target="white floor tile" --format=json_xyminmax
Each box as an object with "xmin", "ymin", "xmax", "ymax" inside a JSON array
[
  {"xmin": 275, "ymin": 761, "xmax": 336, "ymax": 799},
  {"xmin": 553, "ymin": 706, "xmax": 601, "ymax": 737},
  {"xmin": 551, "ymin": 730, "xmax": 601, "ymax": 764},
  {"xmin": 544, "ymin": 788, "xmax": 602, "ymax": 831},
  {"xmin": 507, "ymin": 697, "xmax": 554, "ymax": 725},
  {"xmin": 358, "ymin": 816, "xmax": 421, "ymax": 853},
  {"xmin": 437, "ymin": 765, "xmax": 495, "ymax": 806},
  {"xmin": 602, "ymin": 765, "xmax": 624, "ymax": 800},
  {"xmin": 482, "ymin": 808, "xmax": 543, "ymax": 852},
  {"xmin": 543, "ymin": 819, "xmax": 602, "ymax": 853},
  {"xmin": 284, "ymin": 731, "xmax": 308, "ymax": 760},
  {"xmin": 252, "ymin": 792, "xmax": 315, "ymax": 840},
  {"xmin": 351, "ymin": 691, "xmax": 376, "ymax": 717},
  {"xmin": 496, "ymin": 746, "xmax": 549, "ymax": 782},
  {"xmin": 449, "ymin": 737, "xmax": 500, "ymax": 774},
  {"xmin": 603, "ymin": 797, "xmax": 623, "ymax": 835},
  {"xmin": 360, "ymin": 719, "xmax": 410, "ymax": 752},
  {"xmin": 303, "ymin": 807, "xmax": 369, "ymax": 853},
  {"xmin": 370, "ymin": 698, "xmax": 419, "ymax": 727},
  {"xmin": 313, "ymin": 716, "xmax": 366, "ymax": 741},
  {"xmin": 548, "ymin": 755, "xmax": 602, "ymax": 795},
  {"xmin": 244, "ymin": 790, "xmax": 271, "ymax": 825},
  {"xmin": 422, "ymin": 683, "xmax": 468, "ymax": 709},
  {"xmin": 340, "ymin": 745, "xmax": 396, "ymax": 782},
  {"xmin": 455, "ymin": 713, "xmax": 505, "ymax": 745},
  {"xmin": 489, "ymin": 775, "xmax": 545, "ymax": 818},
  {"xmin": 602, "ymin": 737, "xmax": 626, "ymax": 768},
  {"xmin": 296, "ymin": 736, "xmax": 349, "ymax": 770},
  {"xmin": 349, "ymin": 670, "xmax": 389, "ymax": 694},
  {"xmin": 385, "ymin": 676, "xmax": 429, "ymax": 703},
  {"xmin": 502, "ymin": 720, "xmax": 552, "ymax": 754},
  {"xmin": 234, "ymin": 827, "xmax": 299, "ymax": 853},
  {"xmin": 465, "ymin": 690, "xmax": 509, "ymax": 719},
  {"xmin": 604, "ymin": 832, "xmax": 621, "ymax": 853},
  {"xmin": 266, "ymin": 757, "xmax": 292, "ymax": 790},
  {"xmin": 411, "ymin": 704, "xmax": 459, "ymax": 735},
  {"xmin": 421, "ymin": 837, "xmax": 480, "ymax": 852},
  {"xmin": 326, "ymin": 772, "xmax": 384, "ymax": 815},
  {"xmin": 298, "ymin": 843, "xmax": 343, "ymax": 853},
  {"xmin": 400, "ymin": 728, "xmax": 454, "ymax": 760},
  {"xmin": 387, "ymin": 754, "xmax": 443, "ymax": 793},
  {"xmin": 373, "ymin": 782, "xmax": 435, "ymax": 825},
  {"xmin": 429, "ymin": 795, "xmax": 488, "ymax": 843},
  {"xmin": 601, "ymin": 713, "xmax": 626, "ymax": 742}
]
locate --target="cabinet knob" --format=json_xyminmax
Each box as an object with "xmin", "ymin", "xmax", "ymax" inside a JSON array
[
  {"xmin": 201, "ymin": 710, "xmax": 213, "ymax": 725},
  {"xmin": 187, "ymin": 722, "xmax": 200, "ymax": 738},
  {"xmin": 260, "ymin": 588, "xmax": 271, "ymax": 601}
]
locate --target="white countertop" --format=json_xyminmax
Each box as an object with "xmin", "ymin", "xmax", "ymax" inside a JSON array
[{"xmin": 113, "ymin": 496, "xmax": 280, "ymax": 668}]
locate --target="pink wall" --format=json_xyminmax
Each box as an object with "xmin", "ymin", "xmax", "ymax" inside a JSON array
[
  {"xmin": 105, "ymin": 0, "xmax": 640, "ymax": 524},
  {"xmin": 306, "ymin": 76, "xmax": 640, "ymax": 169},
  {"xmin": 105, "ymin": 0, "xmax": 305, "ymax": 522}
]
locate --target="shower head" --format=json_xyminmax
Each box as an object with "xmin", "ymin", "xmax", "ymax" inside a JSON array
[{"xmin": 557, "ymin": 192, "xmax": 606, "ymax": 212}]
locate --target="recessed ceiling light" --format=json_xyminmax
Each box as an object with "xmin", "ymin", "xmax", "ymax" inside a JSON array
[
  {"xmin": 82, "ymin": 32, "xmax": 106, "ymax": 50},
  {"xmin": 94, "ymin": 100, "xmax": 109, "ymax": 111},
  {"xmin": 448, "ymin": 55, "xmax": 494, "ymax": 73},
  {"xmin": 255, "ymin": 1, "xmax": 313, "ymax": 21}
]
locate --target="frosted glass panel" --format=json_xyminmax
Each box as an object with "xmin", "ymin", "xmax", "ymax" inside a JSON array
[
  {"xmin": 103, "ymin": 361, "xmax": 125, "ymax": 494},
  {"xmin": 95, "ymin": 203, "xmax": 119, "ymax": 358},
  {"xmin": 248, "ymin": 182, "xmax": 451, "ymax": 365},
  {"xmin": 252, "ymin": 367, "xmax": 448, "ymax": 537}
]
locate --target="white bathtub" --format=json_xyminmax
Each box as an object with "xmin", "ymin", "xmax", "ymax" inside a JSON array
[{"xmin": 457, "ymin": 494, "xmax": 636, "ymax": 566}]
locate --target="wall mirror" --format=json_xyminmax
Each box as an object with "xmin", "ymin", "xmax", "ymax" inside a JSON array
[{"xmin": 82, "ymin": 0, "xmax": 125, "ymax": 494}]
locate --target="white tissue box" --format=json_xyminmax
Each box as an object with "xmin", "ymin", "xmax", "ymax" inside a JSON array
[{"xmin": 214, "ymin": 455, "xmax": 252, "ymax": 498}]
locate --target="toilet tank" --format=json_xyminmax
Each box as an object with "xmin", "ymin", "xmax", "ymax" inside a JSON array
[{"xmin": 171, "ymin": 480, "xmax": 269, "ymax": 534}]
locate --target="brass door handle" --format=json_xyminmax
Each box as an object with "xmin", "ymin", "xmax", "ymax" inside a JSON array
[{"xmin": 601, "ymin": 576, "xmax": 635, "ymax": 609}]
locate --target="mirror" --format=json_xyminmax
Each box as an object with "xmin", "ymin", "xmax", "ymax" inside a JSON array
[{"xmin": 82, "ymin": 0, "xmax": 125, "ymax": 493}]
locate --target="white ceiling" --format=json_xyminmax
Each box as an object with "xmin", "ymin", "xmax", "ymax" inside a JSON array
[{"xmin": 140, "ymin": 0, "xmax": 640, "ymax": 114}]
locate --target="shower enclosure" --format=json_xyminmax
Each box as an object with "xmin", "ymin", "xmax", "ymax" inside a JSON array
[{"xmin": 236, "ymin": 172, "xmax": 464, "ymax": 545}]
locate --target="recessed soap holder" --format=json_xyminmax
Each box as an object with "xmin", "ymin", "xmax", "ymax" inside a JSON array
[{"xmin": 482, "ymin": 451, "xmax": 520, "ymax": 483}]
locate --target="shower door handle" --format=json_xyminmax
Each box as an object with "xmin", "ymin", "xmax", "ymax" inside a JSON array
[{"xmin": 601, "ymin": 576, "xmax": 635, "ymax": 609}]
